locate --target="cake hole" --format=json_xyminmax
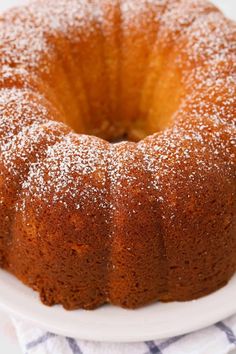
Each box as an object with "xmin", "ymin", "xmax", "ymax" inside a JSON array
[
  {"xmin": 48, "ymin": 36, "xmax": 183, "ymax": 143},
  {"xmin": 109, "ymin": 132, "xmax": 129, "ymax": 144}
]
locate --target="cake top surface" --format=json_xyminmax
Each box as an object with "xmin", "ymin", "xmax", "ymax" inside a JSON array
[{"xmin": 0, "ymin": 0, "xmax": 235, "ymax": 214}]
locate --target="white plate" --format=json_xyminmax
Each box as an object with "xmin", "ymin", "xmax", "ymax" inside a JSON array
[{"xmin": 0, "ymin": 269, "xmax": 236, "ymax": 342}]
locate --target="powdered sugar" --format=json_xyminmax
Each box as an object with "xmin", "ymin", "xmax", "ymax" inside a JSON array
[{"xmin": 0, "ymin": 0, "xmax": 235, "ymax": 221}]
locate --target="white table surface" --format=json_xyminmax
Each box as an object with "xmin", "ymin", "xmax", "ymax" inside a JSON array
[{"xmin": 0, "ymin": 0, "xmax": 236, "ymax": 353}]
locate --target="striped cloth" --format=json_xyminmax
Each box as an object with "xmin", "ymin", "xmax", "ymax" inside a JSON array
[{"xmin": 12, "ymin": 315, "xmax": 236, "ymax": 354}]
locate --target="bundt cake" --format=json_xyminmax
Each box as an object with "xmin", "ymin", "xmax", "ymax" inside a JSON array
[{"xmin": 0, "ymin": 0, "xmax": 235, "ymax": 310}]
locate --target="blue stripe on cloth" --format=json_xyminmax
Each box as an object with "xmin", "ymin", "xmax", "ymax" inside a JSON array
[
  {"xmin": 26, "ymin": 332, "xmax": 56, "ymax": 350},
  {"xmin": 216, "ymin": 322, "xmax": 236, "ymax": 345},
  {"xmin": 66, "ymin": 337, "xmax": 83, "ymax": 354},
  {"xmin": 145, "ymin": 341, "xmax": 162, "ymax": 353},
  {"xmin": 144, "ymin": 334, "xmax": 185, "ymax": 354},
  {"xmin": 159, "ymin": 334, "xmax": 186, "ymax": 350}
]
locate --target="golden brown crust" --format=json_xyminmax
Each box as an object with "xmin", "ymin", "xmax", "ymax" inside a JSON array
[{"xmin": 0, "ymin": 0, "xmax": 235, "ymax": 309}]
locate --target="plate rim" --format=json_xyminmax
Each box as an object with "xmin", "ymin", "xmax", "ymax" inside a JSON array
[{"xmin": 0, "ymin": 269, "xmax": 236, "ymax": 342}]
